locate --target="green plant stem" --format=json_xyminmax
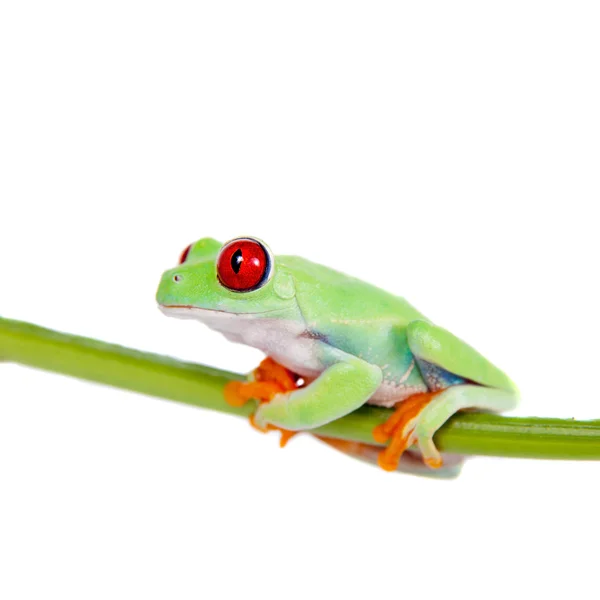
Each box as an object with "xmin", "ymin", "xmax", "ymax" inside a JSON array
[{"xmin": 2, "ymin": 316, "xmax": 600, "ymax": 460}]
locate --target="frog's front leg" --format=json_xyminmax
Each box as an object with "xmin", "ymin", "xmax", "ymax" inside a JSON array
[
  {"xmin": 254, "ymin": 354, "xmax": 383, "ymax": 431},
  {"xmin": 224, "ymin": 357, "xmax": 298, "ymax": 408},
  {"xmin": 224, "ymin": 357, "xmax": 303, "ymax": 446}
]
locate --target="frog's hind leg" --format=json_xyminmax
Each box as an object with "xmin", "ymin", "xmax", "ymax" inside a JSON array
[
  {"xmin": 371, "ymin": 359, "xmax": 469, "ymax": 471},
  {"xmin": 399, "ymin": 319, "xmax": 519, "ymax": 469},
  {"xmin": 372, "ymin": 382, "xmax": 518, "ymax": 471},
  {"xmin": 411, "ymin": 384, "xmax": 517, "ymax": 467},
  {"xmin": 316, "ymin": 436, "xmax": 464, "ymax": 479}
]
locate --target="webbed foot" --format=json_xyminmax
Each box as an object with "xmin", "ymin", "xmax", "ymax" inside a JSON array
[
  {"xmin": 224, "ymin": 357, "xmax": 301, "ymax": 447},
  {"xmin": 373, "ymin": 392, "xmax": 443, "ymax": 471}
]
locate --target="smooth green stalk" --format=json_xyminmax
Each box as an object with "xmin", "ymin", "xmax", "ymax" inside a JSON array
[{"xmin": 1, "ymin": 316, "xmax": 600, "ymax": 460}]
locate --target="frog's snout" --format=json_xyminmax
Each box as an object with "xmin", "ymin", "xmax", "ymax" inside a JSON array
[
  {"xmin": 156, "ymin": 268, "xmax": 184, "ymax": 306},
  {"xmin": 157, "ymin": 258, "xmax": 225, "ymax": 313}
]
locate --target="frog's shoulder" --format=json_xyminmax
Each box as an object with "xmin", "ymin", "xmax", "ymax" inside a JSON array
[{"xmin": 276, "ymin": 254, "xmax": 356, "ymax": 285}]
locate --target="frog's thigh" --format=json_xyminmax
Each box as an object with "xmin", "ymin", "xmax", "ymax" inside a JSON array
[
  {"xmin": 406, "ymin": 319, "xmax": 518, "ymax": 463},
  {"xmin": 254, "ymin": 356, "xmax": 382, "ymax": 431},
  {"xmin": 406, "ymin": 319, "xmax": 519, "ymax": 393},
  {"xmin": 415, "ymin": 384, "xmax": 518, "ymax": 460}
]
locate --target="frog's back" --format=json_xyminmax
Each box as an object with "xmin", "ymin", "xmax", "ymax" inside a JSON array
[
  {"xmin": 279, "ymin": 255, "xmax": 427, "ymax": 398},
  {"xmin": 279, "ymin": 254, "xmax": 425, "ymax": 325}
]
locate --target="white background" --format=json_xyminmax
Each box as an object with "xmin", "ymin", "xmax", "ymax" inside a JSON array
[{"xmin": 1, "ymin": 2, "xmax": 599, "ymax": 599}]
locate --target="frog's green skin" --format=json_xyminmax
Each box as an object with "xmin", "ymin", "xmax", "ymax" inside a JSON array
[{"xmin": 156, "ymin": 237, "xmax": 519, "ymax": 476}]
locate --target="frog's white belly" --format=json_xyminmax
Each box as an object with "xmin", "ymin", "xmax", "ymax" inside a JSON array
[
  {"xmin": 161, "ymin": 306, "xmax": 426, "ymax": 405},
  {"xmin": 221, "ymin": 317, "xmax": 324, "ymax": 378},
  {"xmin": 162, "ymin": 307, "xmax": 324, "ymax": 377}
]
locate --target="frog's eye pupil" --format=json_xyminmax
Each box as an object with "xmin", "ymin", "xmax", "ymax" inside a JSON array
[
  {"xmin": 178, "ymin": 244, "xmax": 192, "ymax": 264},
  {"xmin": 231, "ymin": 249, "xmax": 243, "ymax": 274},
  {"xmin": 217, "ymin": 238, "xmax": 271, "ymax": 292}
]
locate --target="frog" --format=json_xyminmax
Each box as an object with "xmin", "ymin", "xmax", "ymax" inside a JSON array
[{"xmin": 156, "ymin": 236, "xmax": 519, "ymax": 478}]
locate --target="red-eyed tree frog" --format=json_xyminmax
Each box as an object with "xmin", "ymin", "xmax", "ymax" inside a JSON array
[{"xmin": 156, "ymin": 237, "xmax": 519, "ymax": 478}]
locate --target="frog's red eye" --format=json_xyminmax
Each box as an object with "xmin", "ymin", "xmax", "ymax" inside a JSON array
[
  {"xmin": 217, "ymin": 238, "xmax": 271, "ymax": 292},
  {"xmin": 178, "ymin": 244, "xmax": 192, "ymax": 264}
]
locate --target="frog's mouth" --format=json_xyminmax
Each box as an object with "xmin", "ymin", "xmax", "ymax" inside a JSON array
[
  {"xmin": 158, "ymin": 305, "xmax": 285, "ymax": 319},
  {"xmin": 158, "ymin": 304, "xmax": 297, "ymax": 340}
]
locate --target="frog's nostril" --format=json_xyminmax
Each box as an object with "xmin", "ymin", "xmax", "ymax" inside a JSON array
[{"xmin": 173, "ymin": 274, "xmax": 183, "ymax": 283}]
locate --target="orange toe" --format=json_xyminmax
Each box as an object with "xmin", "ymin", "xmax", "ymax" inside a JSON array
[
  {"xmin": 226, "ymin": 357, "xmax": 303, "ymax": 450},
  {"xmin": 253, "ymin": 357, "xmax": 298, "ymax": 392},
  {"xmin": 425, "ymin": 456, "xmax": 443, "ymax": 469},
  {"xmin": 377, "ymin": 453, "xmax": 402, "ymax": 472},
  {"xmin": 223, "ymin": 381, "xmax": 248, "ymax": 407},
  {"xmin": 372, "ymin": 424, "xmax": 391, "ymax": 444},
  {"xmin": 375, "ymin": 392, "xmax": 440, "ymax": 472},
  {"xmin": 223, "ymin": 380, "xmax": 283, "ymax": 408},
  {"xmin": 278, "ymin": 429, "xmax": 299, "ymax": 448},
  {"xmin": 248, "ymin": 414, "xmax": 298, "ymax": 446},
  {"xmin": 249, "ymin": 412, "xmax": 270, "ymax": 433}
]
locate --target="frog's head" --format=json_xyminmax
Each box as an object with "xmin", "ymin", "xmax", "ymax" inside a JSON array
[{"xmin": 156, "ymin": 237, "xmax": 298, "ymax": 324}]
